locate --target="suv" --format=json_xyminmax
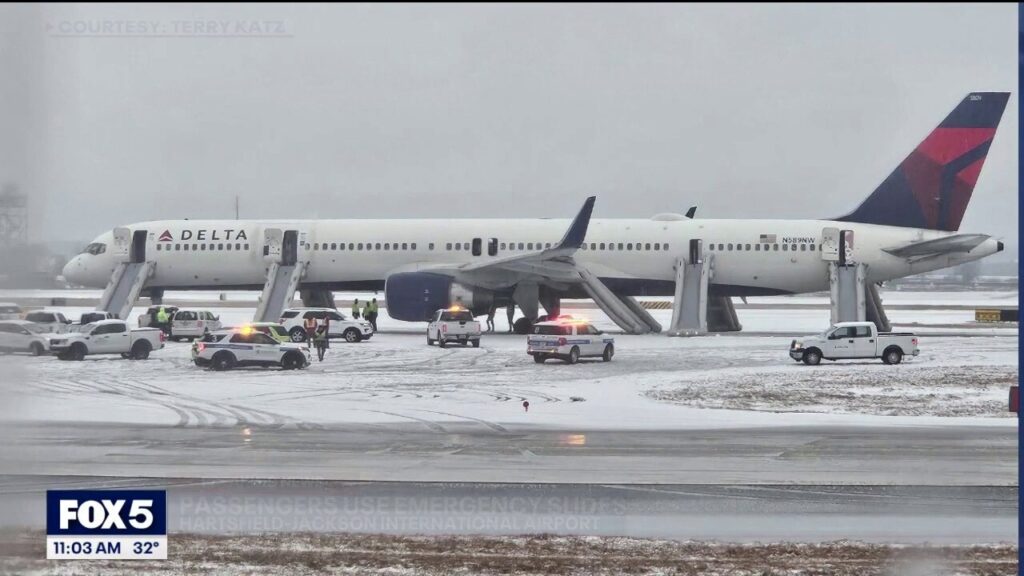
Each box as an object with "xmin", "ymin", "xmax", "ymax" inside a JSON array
[
  {"xmin": 24, "ymin": 310, "xmax": 72, "ymax": 334},
  {"xmin": 192, "ymin": 329, "xmax": 310, "ymax": 371},
  {"xmin": 279, "ymin": 308, "xmax": 374, "ymax": 343},
  {"xmin": 169, "ymin": 309, "xmax": 223, "ymax": 341},
  {"xmin": 527, "ymin": 319, "xmax": 615, "ymax": 364}
]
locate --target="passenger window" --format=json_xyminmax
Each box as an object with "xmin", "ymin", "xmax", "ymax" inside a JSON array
[
  {"xmin": 727, "ymin": 244, "xmax": 733, "ymax": 251},
  {"xmin": 645, "ymin": 243, "xmax": 651, "ymax": 250},
  {"xmin": 428, "ymin": 243, "xmax": 434, "ymax": 250},
  {"xmin": 773, "ymin": 244, "xmax": 779, "ymax": 251},
  {"xmin": 800, "ymin": 244, "xmax": 807, "ymax": 251},
  {"xmin": 745, "ymin": 244, "xmax": 751, "ymax": 251},
  {"xmin": 384, "ymin": 243, "xmax": 390, "ymax": 251},
  {"xmin": 527, "ymin": 243, "xmax": 533, "ymax": 250},
  {"xmin": 446, "ymin": 243, "xmax": 453, "ymax": 251},
  {"xmin": 627, "ymin": 243, "xmax": 633, "ymax": 250},
  {"xmin": 374, "ymin": 243, "xmax": 381, "ymax": 250}
]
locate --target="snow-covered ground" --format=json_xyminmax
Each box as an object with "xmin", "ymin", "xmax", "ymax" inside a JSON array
[{"xmin": 1, "ymin": 304, "xmax": 1016, "ymax": 430}]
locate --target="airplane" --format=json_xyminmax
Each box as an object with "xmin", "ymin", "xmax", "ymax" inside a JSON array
[{"xmin": 63, "ymin": 92, "xmax": 1010, "ymax": 333}]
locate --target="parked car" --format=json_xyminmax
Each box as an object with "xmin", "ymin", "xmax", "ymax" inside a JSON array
[
  {"xmin": 192, "ymin": 328, "xmax": 310, "ymax": 371},
  {"xmin": 426, "ymin": 307, "xmax": 481, "ymax": 348},
  {"xmin": 0, "ymin": 303, "xmax": 22, "ymax": 320},
  {"xmin": 279, "ymin": 308, "xmax": 373, "ymax": 343},
  {"xmin": 0, "ymin": 320, "xmax": 53, "ymax": 356},
  {"xmin": 49, "ymin": 320, "xmax": 165, "ymax": 361},
  {"xmin": 789, "ymin": 321, "xmax": 919, "ymax": 365},
  {"xmin": 169, "ymin": 309, "xmax": 222, "ymax": 341},
  {"xmin": 23, "ymin": 310, "xmax": 72, "ymax": 334},
  {"xmin": 527, "ymin": 319, "xmax": 614, "ymax": 364}
]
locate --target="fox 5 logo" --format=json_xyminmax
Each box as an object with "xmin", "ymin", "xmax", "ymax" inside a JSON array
[{"xmin": 47, "ymin": 490, "xmax": 166, "ymax": 536}]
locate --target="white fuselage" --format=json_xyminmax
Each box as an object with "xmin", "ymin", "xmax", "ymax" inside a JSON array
[{"xmin": 63, "ymin": 217, "xmax": 1000, "ymax": 298}]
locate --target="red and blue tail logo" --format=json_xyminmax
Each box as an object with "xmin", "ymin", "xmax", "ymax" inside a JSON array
[{"xmin": 838, "ymin": 92, "xmax": 1009, "ymax": 232}]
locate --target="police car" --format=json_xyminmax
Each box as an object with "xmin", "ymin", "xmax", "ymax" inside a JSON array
[
  {"xmin": 527, "ymin": 319, "xmax": 614, "ymax": 364},
  {"xmin": 192, "ymin": 328, "xmax": 311, "ymax": 371}
]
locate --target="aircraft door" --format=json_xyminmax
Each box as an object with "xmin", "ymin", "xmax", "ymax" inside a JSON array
[
  {"xmin": 472, "ymin": 238, "xmax": 482, "ymax": 257},
  {"xmin": 282, "ymin": 230, "xmax": 299, "ymax": 266},
  {"xmin": 689, "ymin": 239, "xmax": 703, "ymax": 264},
  {"xmin": 839, "ymin": 230, "xmax": 855, "ymax": 266},
  {"xmin": 821, "ymin": 227, "xmax": 840, "ymax": 262},
  {"xmin": 111, "ymin": 227, "xmax": 131, "ymax": 262},
  {"xmin": 130, "ymin": 230, "xmax": 148, "ymax": 263},
  {"xmin": 262, "ymin": 228, "xmax": 283, "ymax": 262}
]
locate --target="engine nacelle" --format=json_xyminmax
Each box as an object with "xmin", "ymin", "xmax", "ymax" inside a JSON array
[{"xmin": 384, "ymin": 272, "xmax": 494, "ymax": 321}]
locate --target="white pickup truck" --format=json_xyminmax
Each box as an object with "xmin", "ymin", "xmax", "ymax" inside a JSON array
[
  {"xmin": 427, "ymin": 308, "xmax": 481, "ymax": 348},
  {"xmin": 789, "ymin": 321, "xmax": 919, "ymax": 365},
  {"xmin": 49, "ymin": 319, "xmax": 166, "ymax": 361}
]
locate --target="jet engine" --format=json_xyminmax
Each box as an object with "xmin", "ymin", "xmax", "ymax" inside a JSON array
[{"xmin": 384, "ymin": 272, "xmax": 494, "ymax": 321}]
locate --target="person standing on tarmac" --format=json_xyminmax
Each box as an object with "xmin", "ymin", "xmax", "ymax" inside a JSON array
[
  {"xmin": 351, "ymin": 298, "xmax": 361, "ymax": 320},
  {"xmin": 313, "ymin": 316, "xmax": 330, "ymax": 362},
  {"xmin": 486, "ymin": 304, "xmax": 496, "ymax": 333},
  {"xmin": 303, "ymin": 314, "xmax": 318, "ymax": 343},
  {"xmin": 155, "ymin": 306, "xmax": 170, "ymax": 334},
  {"xmin": 367, "ymin": 298, "xmax": 379, "ymax": 332},
  {"xmin": 506, "ymin": 304, "xmax": 515, "ymax": 333}
]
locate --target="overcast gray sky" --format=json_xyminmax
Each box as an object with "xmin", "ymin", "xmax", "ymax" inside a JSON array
[{"xmin": 2, "ymin": 3, "xmax": 1018, "ymax": 251}]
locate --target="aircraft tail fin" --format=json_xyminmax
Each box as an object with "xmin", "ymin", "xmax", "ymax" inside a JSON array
[{"xmin": 837, "ymin": 92, "xmax": 1009, "ymax": 232}]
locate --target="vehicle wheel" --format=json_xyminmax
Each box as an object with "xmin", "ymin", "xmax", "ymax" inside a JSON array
[
  {"xmin": 289, "ymin": 327, "xmax": 307, "ymax": 343},
  {"xmin": 471, "ymin": 339, "xmax": 480, "ymax": 348},
  {"xmin": 281, "ymin": 352, "xmax": 305, "ymax": 370},
  {"xmin": 533, "ymin": 355, "xmax": 546, "ymax": 364},
  {"xmin": 211, "ymin": 352, "xmax": 235, "ymax": 371},
  {"xmin": 567, "ymin": 346, "xmax": 580, "ymax": 365},
  {"xmin": 512, "ymin": 317, "xmax": 533, "ymax": 335},
  {"xmin": 427, "ymin": 336, "xmax": 434, "ymax": 346},
  {"xmin": 439, "ymin": 339, "xmax": 448, "ymax": 348},
  {"xmin": 802, "ymin": 349, "xmax": 821, "ymax": 366},
  {"xmin": 343, "ymin": 328, "xmax": 361, "ymax": 343},
  {"xmin": 131, "ymin": 341, "xmax": 152, "ymax": 360},
  {"xmin": 68, "ymin": 343, "xmax": 86, "ymax": 361},
  {"xmin": 883, "ymin": 348, "xmax": 903, "ymax": 365},
  {"xmin": 29, "ymin": 342, "xmax": 44, "ymax": 357},
  {"xmin": 602, "ymin": 344, "xmax": 614, "ymax": 362}
]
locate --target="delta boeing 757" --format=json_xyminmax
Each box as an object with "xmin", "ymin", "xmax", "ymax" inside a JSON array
[{"xmin": 63, "ymin": 92, "xmax": 1010, "ymax": 333}]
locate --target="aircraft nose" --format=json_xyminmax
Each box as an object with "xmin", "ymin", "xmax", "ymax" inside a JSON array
[{"xmin": 62, "ymin": 255, "xmax": 86, "ymax": 285}]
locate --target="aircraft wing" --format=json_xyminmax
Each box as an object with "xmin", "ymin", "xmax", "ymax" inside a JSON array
[
  {"xmin": 883, "ymin": 233, "xmax": 991, "ymax": 259},
  {"xmin": 452, "ymin": 196, "xmax": 595, "ymax": 283}
]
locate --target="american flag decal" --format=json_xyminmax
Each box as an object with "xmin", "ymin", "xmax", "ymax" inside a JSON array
[{"xmin": 759, "ymin": 234, "xmax": 776, "ymax": 243}]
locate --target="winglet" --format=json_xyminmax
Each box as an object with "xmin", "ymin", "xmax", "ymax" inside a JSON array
[
  {"xmin": 685, "ymin": 206, "xmax": 697, "ymax": 219},
  {"xmin": 555, "ymin": 196, "xmax": 596, "ymax": 250}
]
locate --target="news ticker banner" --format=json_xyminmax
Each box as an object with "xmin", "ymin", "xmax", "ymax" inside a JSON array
[
  {"xmin": 46, "ymin": 487, "xmax": 629, "ymax": 559},
  {"xmin": 47, "ymin": 490, "xmax": 167, "ymax": 560}
]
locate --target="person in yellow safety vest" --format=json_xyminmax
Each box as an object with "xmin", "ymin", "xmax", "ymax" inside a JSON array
[
  {"xmin": 351, "ymin": 298, "xmax": 361, "ymax": 320},
  {"xmin": 366, "ymin": 298, "xmax": 379, "ymax": 332},
  {"xmin": 155, "ymin": 306, "xmax": 170, "ymax": 333}
]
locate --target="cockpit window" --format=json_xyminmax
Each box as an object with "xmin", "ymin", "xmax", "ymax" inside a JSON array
[{"xmin": 82, "ymin": 243, "xmax": 106, "ymax": 255}]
